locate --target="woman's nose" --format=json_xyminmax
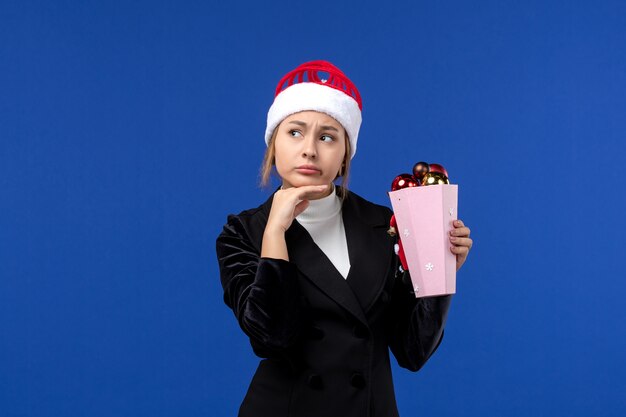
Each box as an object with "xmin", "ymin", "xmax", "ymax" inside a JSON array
[{"xmin": 301, "ymin": 137, "xmax": 317, "ymax": 158}]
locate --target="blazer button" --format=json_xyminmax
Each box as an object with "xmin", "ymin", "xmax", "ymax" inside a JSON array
[
  {"xmin": 353, "ymin": 325, "xmax": 369, "ymax": 339},
  {"xmin": 380, "ymin": 290, "xmax": 390, "ymax": 303},
  {"xmin": 351, "ymin": 373, "xmax": 366, "ymax": 389},
  {"xmin": 308, "ymin": 374, "xmax": 324, "ymax": 390},
  {"xmin": 307, "ymin": 326, "xmax": 325, "ymax": 340}
]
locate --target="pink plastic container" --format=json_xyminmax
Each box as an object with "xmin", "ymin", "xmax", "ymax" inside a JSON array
[{"xmin": 389, "ymin": 184, "xmax": 458, "ymax": 298}]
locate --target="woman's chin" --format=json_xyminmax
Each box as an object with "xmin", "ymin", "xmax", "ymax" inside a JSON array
[{"xmin": 283, "ymin": 176, "xmax": 330, "ymax": 189}]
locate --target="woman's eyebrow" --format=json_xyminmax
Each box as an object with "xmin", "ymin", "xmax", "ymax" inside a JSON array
[{"xmin": 287, "ymin": 120, "xmax": 339, "ymax": 132}]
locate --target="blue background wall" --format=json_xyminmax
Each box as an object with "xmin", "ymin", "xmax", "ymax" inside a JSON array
[{"xmin": 2, "ymin": 1, "xmax": 625, "ymax": 416}]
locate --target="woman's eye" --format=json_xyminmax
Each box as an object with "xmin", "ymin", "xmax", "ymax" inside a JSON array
[
  {"xmin": 289, "ymin": 130, "xmax": 303, "ymax": 137},
  {"xmin": 320, "ymin": 134, "xmax": 334, "ymax": 142}
]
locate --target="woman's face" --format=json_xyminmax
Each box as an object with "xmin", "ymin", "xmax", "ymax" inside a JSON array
[{"xmin": 274, "ymin": 111, "xmax": 346, "ymax": 192}]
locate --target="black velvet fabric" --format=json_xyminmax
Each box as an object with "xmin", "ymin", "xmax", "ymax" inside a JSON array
[{"xmin": 216, "ymin": 188, "xmax": 453, "ymax": 417}]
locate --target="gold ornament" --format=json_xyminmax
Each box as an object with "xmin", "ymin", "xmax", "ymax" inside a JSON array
[{"xmin": 422, "ymin": 172, "xmax": 450, "ymax": 185}]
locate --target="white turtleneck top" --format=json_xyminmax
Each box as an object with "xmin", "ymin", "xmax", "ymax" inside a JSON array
[{"xmin": 295, "ymin": 188, "xmax": 351, "ymax": 279}]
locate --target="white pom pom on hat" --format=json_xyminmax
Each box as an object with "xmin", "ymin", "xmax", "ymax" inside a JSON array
[{"xmin": 265, "ymin": 60, "xmax": 362, "ymax": 159}]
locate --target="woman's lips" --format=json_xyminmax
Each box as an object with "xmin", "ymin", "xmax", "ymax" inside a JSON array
[{"xmin": 295, "ymin": 165, "xmax": 321, "ymax": 175}]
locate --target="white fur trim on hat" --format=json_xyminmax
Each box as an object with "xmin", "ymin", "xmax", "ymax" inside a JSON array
[{"xmin": 265, "ymin": 82, "xmax": 361, "ymax": 159}]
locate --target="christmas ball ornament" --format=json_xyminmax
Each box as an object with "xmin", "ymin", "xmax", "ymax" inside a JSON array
[
  {"xmin": 428, "ymin": 163, "xmax": 449, "ymax": 178},
  {"xmin": 396, "ymin": 238, "xmax": 409, "ymax": 272},
  {"xmin": 412, "ymin": 162, "xmax": 430, "ymax": 180},
  {"xmin": 422, "ymin": 171, "xmax": 450, "ymax": 185},
  {"xmin": 391, "ymin": 174, "xmax": 418, "ymax": 191},
  {"xmin": 388, "ymin": 214, "xmax": 398, "ymax": 237}
]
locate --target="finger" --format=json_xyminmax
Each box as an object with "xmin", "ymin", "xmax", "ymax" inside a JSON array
[
  {"xmin": 293, "ymin": 200, "xmax": 310, "ymax": 217},
  {"xmin": 450, "ymin": 227, "xmax": 471, "ymax": 237},
  {"xmin": 449, "ymin": 237, "xmax": 473, "ymax": 248},
  {"xmin": 450, "ymin": 245, "xmax": 469, "ymax": 255},
  {"xmin": 294, "ymin": 184, "xmax": 330, "ymax": 200},
  {"xmin": 454, "ymin": 219, "xmax": 465, "ymax": 228}
]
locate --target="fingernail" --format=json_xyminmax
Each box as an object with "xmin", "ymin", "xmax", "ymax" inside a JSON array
[{"xmin": 450, "ymin": 236, "xmax": 456, "ymax": 241}]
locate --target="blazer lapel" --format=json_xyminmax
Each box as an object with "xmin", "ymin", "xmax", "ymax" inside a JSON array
[
  {"xmin": 285, "ymin": 220, "xmax": 368, "ymax": 326},
  {"xmin": 251, "ymin": 187, "xmax": 393, "ymax": 325},
  {"xmin": 342, "ymin": 191, "xmax": 394, "ymax": 313}
]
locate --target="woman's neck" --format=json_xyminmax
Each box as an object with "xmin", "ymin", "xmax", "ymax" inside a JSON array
[{"xmin": 296, "ymin": 184, "xmax": 341, "ymax": 222}]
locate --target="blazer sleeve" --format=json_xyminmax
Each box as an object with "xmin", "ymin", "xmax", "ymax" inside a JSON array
[
  {"xmin": 388, "ymin": 269, "xmax": 453, "ymax": 372},
  {"xmin": 216, "ymin": 214, "xmax": 303, "ymax": 353}
]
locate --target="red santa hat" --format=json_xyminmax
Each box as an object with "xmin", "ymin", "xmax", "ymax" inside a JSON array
[{"xmin": 265, "ymin": 60, "xmax": 362, "ymax": 159}]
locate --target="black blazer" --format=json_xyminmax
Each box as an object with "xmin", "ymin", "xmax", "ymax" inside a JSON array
[{"xmin": 216, "ymin": 187, "xmax": 452, "ymax": 417}]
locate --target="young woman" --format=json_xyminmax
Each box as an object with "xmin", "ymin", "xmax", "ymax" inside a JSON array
[{"xmin": 216, "ymin": 60, "xmax": 473, "ymax": 417}]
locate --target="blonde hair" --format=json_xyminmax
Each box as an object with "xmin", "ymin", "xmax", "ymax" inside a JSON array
[{"xmin": 259, "ymin": 127, "xmax": 351, "ymax": 201}]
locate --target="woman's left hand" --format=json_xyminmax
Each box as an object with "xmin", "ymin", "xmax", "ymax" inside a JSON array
[{"xmin": 449, "ymin": 219, "xmax": 473, "ymax": 271}]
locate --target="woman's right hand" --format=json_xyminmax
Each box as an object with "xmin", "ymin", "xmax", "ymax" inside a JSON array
[
  {"xmin": 261, "ymin": 184, "xmax": 329, "ymax": 260},
  {"xmin": 265, "ymin": 184, "xmax": 329, "ymax": 234}
]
